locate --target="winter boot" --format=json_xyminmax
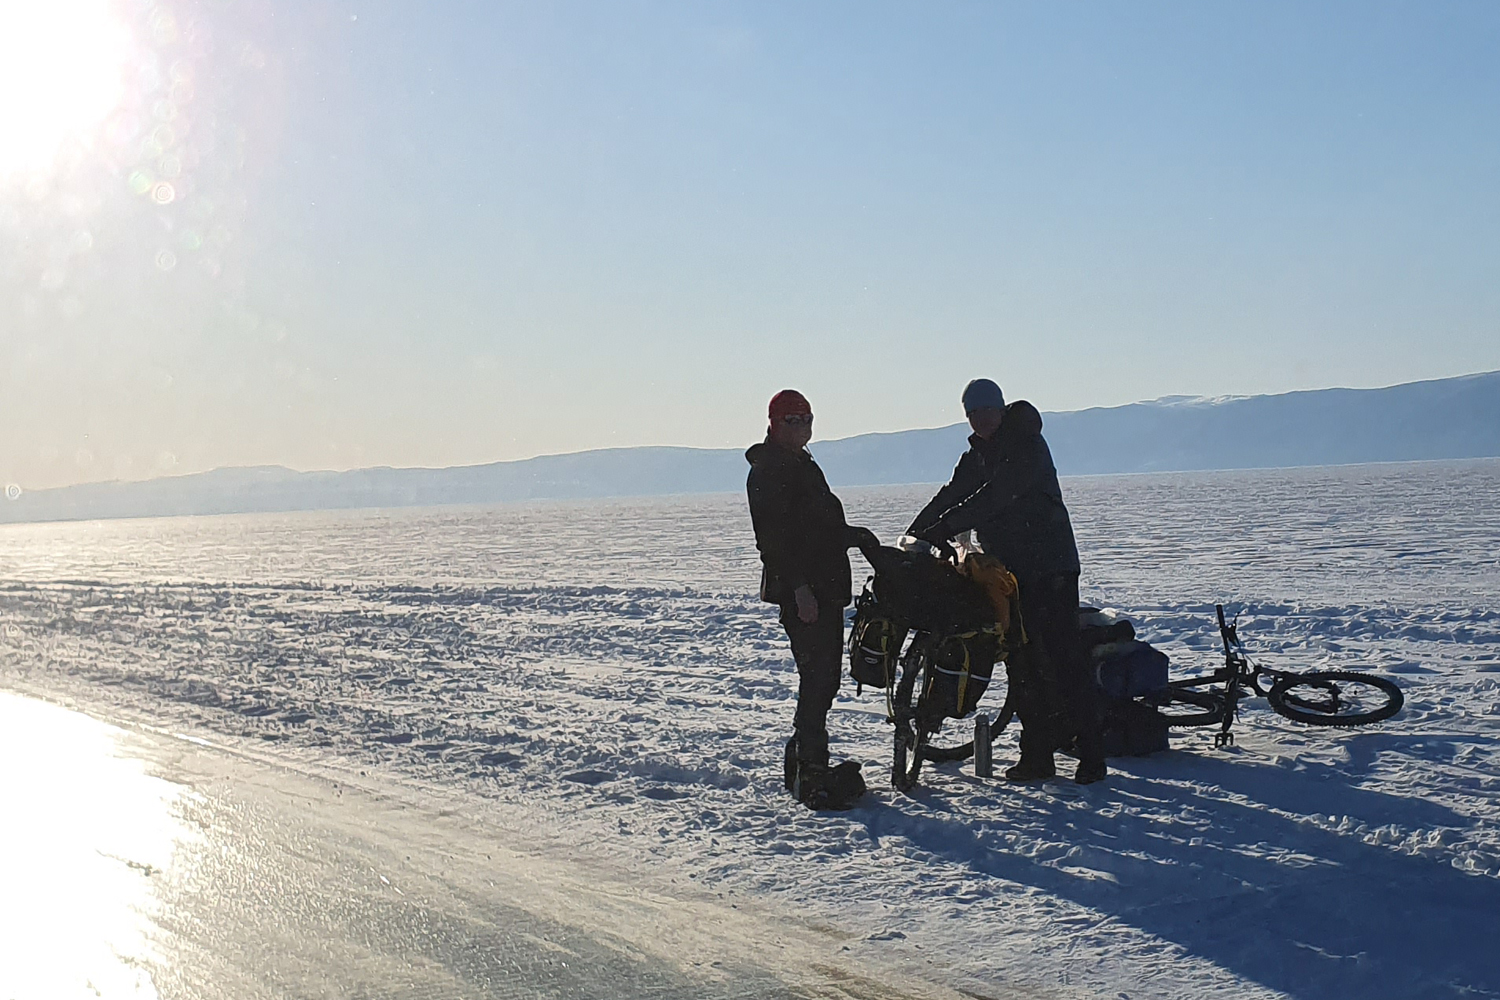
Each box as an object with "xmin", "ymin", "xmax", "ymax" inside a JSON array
[
  {"xmin": 1004, "ymin": 754, "xmax": 1057, "ymax": 782},
  {"xmin": 1074, "ymin": 758, "xmax": 1108, "ymax": 786},
  {"xmin": 786, "ymin": 731, "xmax": 838, "ymax": 799},
  {"xmin": 793, "ymin": 760, "xmax": 866, "ymax": 810}
]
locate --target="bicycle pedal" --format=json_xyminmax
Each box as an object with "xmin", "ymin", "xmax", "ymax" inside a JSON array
[{"xmin": 1213, "ymin": 732, "xmax": 1235, "ymax": 748}]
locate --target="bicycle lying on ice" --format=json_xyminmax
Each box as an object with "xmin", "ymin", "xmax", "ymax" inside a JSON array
[
  {"xmin": 1142, "ymin": 604, "xmax": 1404, "ymax": 748},
  {"xmin": 888, "ymin": 601, "xmax": 1404, "ymax": 790}
]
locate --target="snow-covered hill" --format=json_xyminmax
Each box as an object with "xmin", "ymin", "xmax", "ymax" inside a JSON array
[{"xmin": 3, "ymin": 370, "xmax": 1497, "ymax": 524}]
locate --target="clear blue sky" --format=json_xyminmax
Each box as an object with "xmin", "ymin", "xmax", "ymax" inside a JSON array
[{"xmin": 3, "ymin": 0, "xmax": 1498, "ymax": 489}]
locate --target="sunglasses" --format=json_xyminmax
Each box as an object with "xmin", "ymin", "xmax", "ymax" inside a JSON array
[{"xmin": 780, "ymin": 413, "xmax": 814, "ymax": 426}]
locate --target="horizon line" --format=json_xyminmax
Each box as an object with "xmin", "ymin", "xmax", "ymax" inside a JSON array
[{"xmin": 11, "ymin": 366, "xmax": 1498, "ymax": 497}]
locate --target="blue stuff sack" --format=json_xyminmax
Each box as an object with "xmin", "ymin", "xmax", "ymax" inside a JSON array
[{"xmin": 1094, "ymin": 640, "xmax": 1170, "ymax": 700}]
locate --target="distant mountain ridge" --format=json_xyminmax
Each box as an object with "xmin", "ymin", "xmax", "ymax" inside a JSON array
[{"xmin": 4, "ymin": 370, "xmax": 1497, "ymax": 525}]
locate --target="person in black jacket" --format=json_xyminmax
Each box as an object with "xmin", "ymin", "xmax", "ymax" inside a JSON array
[
  {"xmin": 908, "ymin": 378, "xmax": 1106, "ymax": 785},
  {"xmin": 746, "ymin": 389, "xmax": 873, "ymax": 796}
]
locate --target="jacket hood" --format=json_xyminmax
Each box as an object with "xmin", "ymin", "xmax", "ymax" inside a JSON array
[
  {"xmin": 746, "ymin": 438, "xmax": 806, "ymax": 466},
  {"xmin": 968, "ymin": 399, "xmax": 1042, "ymax": 449},
  {"xmin": 1003, "ymin": 400, "xmax": 1043, "ymax": 435}
]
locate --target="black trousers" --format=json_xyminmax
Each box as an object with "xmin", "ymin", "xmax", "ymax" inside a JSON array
[
  {"xmin": 1009, "ymin": 572, "xmax": 1104, "ymax": 764},
  {"xmin": 779, "ymin": 601, "xmax": 844, "ymax": 766}
]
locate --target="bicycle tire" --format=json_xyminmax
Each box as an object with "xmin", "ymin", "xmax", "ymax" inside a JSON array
[
  {"xmin": 922, "ymin": 737, "xmax": 972, "ymax": 763},
  {"xmin": 1149, "ymin": 685, "xmax": 1227, "ymax": 728},
  {"xmin": 890, "ymin": 643, "xmax": 925, "ymax": 792},
  {"xmin": 923, "ymin": 685, "xmax": 1018, "ymax": 762},
  {"xmin": 1267, "ymin": 671, "xmax": 1403, "ymax": 727},
  {"xmin": 892, "ymin": 725, "xmax": 926, "ymax": 792}
]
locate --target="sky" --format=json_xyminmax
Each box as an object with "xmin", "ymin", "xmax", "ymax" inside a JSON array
[{"xmin": 3, "ymin": 0, "xmax": 1498, "ymax": 491}]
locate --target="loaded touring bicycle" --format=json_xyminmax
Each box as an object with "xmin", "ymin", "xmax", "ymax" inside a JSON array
[{"xmin": 847, "ymin": 535, "xmax": 1021, "ymax": 792}]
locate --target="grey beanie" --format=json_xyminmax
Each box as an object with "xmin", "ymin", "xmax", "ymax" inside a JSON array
[{"xmin": 961, "ymin": 378, "xmax": 1005, "ymax": 414}]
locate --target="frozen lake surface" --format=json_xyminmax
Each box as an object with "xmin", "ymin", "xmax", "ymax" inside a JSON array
[
  {"xmin": 0, "ymin": 691, "xmax": 948, "ymax": 1000},
  {"xmin": 2, "ymin": 459, "xmax": 1498, "ymax": 999}
]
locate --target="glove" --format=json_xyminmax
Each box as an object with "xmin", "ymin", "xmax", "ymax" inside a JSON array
[
  {"xmin": 914, "ymin": 526, "xmax": 957, "ymax": 563},
  {"xmin": 845, "ymin": 525, "xmax": 880, "ymax": 554}
]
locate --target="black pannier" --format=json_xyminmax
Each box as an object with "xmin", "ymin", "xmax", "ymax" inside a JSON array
[
  {"xmin": 1080, "ymin": 607, "xmax": 1171, "ymax": 756},
  {"xmin": 847, "ymin": 587, "xmax": 908, "ymax": 690},
  {"xmin": 922, "ymin": 627, "xmax": 1001, "ymax": 719},
  {"xmin": 1100, "ymin": 696, "xmax": 1170, "ymax": 756}
]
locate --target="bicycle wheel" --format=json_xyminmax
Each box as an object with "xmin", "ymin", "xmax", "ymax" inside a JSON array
[
  {"xmin": 922, "ymin": 683, "xmax": 1017, "ymax": 762},
  {"xmin": 890, "ymin": 644, "xmax": 926, "ymax": 791},
  {"xmin": 1267, "ymin": 671, "xmax": 1403, "ymax": 727},
  {"xmin": 892, "ymin": 724, "xmax": 927, "ymax": 792},
  {"xmin": 921, "ymin": 736, "xmax": 972, "ymax": 763},
  {"xmin": 1148, "ymin": 684, "xmax": 1227, "ymax": 728}
]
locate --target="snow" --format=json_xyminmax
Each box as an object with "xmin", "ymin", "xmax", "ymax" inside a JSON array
[{"xmin": 1, "ymin": 458, "xmax": 1498, "ymax": 999}]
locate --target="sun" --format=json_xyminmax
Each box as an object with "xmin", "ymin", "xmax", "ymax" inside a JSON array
[{"xmin": 0, "ymin": 0, "xmax": 133, "ymax": 178}]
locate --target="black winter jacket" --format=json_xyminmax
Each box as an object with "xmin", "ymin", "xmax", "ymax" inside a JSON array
[
  {"xmin": 908, "ymin": 401, "xmax": 1080, "ymax": 577},
  {"xmin": 746, "ymin": 439, "xmax": 854, "ymax": 608}
]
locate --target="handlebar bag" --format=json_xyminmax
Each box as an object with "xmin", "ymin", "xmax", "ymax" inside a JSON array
[{"xmin": 864, "ymin": 546, "xmax": 994, "ymax": 635}]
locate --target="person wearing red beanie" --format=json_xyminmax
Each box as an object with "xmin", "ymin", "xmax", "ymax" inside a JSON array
[
  {"xmin": 745, "ymin": 390, "xmax": 875, "ymax": 808},
  {"xmin": 766, "ymin": 388, "xmax": 813, "ymax": 439}
]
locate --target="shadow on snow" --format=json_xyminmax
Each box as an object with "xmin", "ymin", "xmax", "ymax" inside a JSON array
[{"xmin": 853, "ymin": 749, "xmax": 1496, "ymax": 1000}]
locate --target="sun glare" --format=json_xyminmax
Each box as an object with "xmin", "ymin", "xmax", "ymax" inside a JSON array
[{"xmin": 0, "ymin": 0, "xmax": 133, "ymax": 177}]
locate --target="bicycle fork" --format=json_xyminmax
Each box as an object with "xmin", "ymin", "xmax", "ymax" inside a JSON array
[
  {"xmin": 1215, "ymin": 676, "xmax": 1239, "ymax": 748},
  {"xmin": 1215, "ymin": 604, "xmax": 1241, "ymax": 747}
]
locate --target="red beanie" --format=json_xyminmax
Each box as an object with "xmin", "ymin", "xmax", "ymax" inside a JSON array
[{"xmin": 768, "ymin": 389, "xmax": 812, "ymax": 422}]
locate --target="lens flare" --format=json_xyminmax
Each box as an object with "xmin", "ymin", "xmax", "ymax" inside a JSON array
[{"xmin": 0, "ymin": 0, "xmax": 133, "ymax": 177}]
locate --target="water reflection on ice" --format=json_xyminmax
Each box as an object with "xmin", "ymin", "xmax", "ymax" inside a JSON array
[{"xmin": 0, "ymin": 692, "xmax": 192, "ymax": 999}]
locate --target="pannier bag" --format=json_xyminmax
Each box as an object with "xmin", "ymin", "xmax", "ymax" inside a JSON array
[
  {"xmin": 1080, "ymin": 608, "xmax": 1169, "ymax": 699},
  {"xmin": 922, "ymin": 627, "xmax": 1002, "ymax": 720},
  {"xmin": 847, "ymin": 587, "xmax": 908, "ymax": 690},
  {"xmin": 793, "ymin": 759, "xmax": 866, "ymax": 811},
  {"xmin": 1101, "ymin": 697, "xmax": 1170, "ymax": 756}
]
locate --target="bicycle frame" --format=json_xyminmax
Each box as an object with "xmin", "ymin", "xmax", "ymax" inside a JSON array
[
  {"xmin": 1158, "ymin": 605, "xmax": 1271, "ymax": 746},
  {"xmin": 1211, "ymin": 605, "xmax": 1252, "ymax": 746},
  {"xmin": 1203, "ymin": 604, "xmax": 1303, "ymax": 745}
]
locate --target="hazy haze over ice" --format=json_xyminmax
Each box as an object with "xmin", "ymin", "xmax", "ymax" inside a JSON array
[{"xmin": 4, "ymin": 1, "xmax": 1500, "ymax": 490}]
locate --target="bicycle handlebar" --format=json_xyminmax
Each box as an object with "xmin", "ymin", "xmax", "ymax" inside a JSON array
[{"xmin": 1215, "ymin": 603, "xmax": 1242, "ymax": 661}]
